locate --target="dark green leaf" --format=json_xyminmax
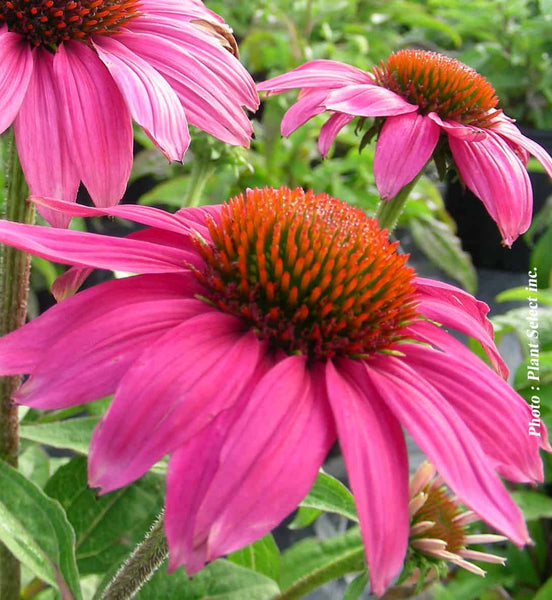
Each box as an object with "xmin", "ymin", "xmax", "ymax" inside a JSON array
[
  {"xmin": 534, "ymin": 576, "xmax": 552, "ymax": 600},
  {"xmin": 0, "ymin": 460, "xmax": 81, "ymax": 599},
  {"xmin": 45, "ymin": 456, "xmax": 165, "ymax": 576},
  {"xmin": 135, "ymin": 559, "xmax": 280, "ymax": 599},
  {"xmin": 228, "ymin": 534, "xmax": 281, "ymax": 582}
]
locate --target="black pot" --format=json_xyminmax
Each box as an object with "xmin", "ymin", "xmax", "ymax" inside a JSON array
[{"xmin": 444, "ymin": 127, "xmax": 552, "ymax": 272}]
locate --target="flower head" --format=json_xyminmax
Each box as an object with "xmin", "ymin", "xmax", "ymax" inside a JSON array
[
  {"xmin": 257, "ymin": 50, "xmax": 552, "ymax": 245},
  {"xmin": 0, "ymin": 188, "xmax": 548, "ymax": 596},
  {"xmin": 0, "ymin": 0, "xmax": 258, "ymax": 227}
]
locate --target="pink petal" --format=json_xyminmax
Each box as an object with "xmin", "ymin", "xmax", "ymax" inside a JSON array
[
  {"xmin": 0, "ymin": 219, "xmax": 193, "ymax": 273},
  {"xmin": 0, "ymin": 273, "xmax": 192, "ymax": 374},
  {"xmin": 326, "ymin": 359, "xmax": 409, "ymax": 597},
  {"xmin": 93, "ymin": 35, "xmax": 190, "ymax": 161},
  {"xmin": 414, "ymin": 276, "xmax": 508, "ymax": 378},
  {"xmin": 374, "ymin": 113, "xmax": 440, "ymax": 200},
  {"xmin": 166, "ymin": 356, "xmax": 335, "ymax": 573},
  {"xmin": 138, "ymin": 0, "xmax": 224, "ymax": 23},
  {"xmin": 402, "ymin": 340, "xmax": 545, "ymax": 483},
  {"xmin": 257, "ymin": 60, "xmax": 374, "ymax": 92},
  {"xmin": 16, "ymin": 298, "xmax": 206, "ymax": 409},
  {"xmin": 427, "ymin": 112, "xmax": 486, "ymax": 142},
  {"xmin": 13, "ymin": 48, "xmax": 79, "ymax": 228},
  {"xmin": 491, "ymin": 117, "xmax": 552, "ymax": 179},
  {"xmin": 88, "ymin": 313, "xmax": 261, "ymax": 493},
  {"xmin": 51, "ymin": 266, "xmax": 93, "ymax": 302},
  {"xmin": 117, "ymin": 29, "xmax": 253, "ymax": 146},
  {"xmin": 318, "ymin": 112, "xmax": 354, "ymax": 157},
  {"xmin": 0, "ymin": 28, "xmax": 33, "ymax": 134},
  {"xmin": 325, "ymin": 84, "xmax": 418, "ymax": 118},
  {"xmin": 53, "ymin": 41, "xmax": 133, "ymax": 207},
  {"xmin": 365, "ymin": 355, "xmax": 530, "ymax": 546},
  {"xmin": 448, "ymin": 131, "xmax": 532, "ymax": 246},
  {"xmin": 281, "ymin": 89, "xmax": 328, "ymax": 136}
]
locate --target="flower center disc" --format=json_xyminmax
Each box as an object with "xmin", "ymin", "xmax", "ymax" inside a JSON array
[
  {"xmin": 373, "ymin": 49, "xmax": 500, "ymax": 127},
  {"xmin": 196, "ymin": 187, "xmax": 419, "ymax": 360},
  {"xmin": 0, "ymin": 0, "xmax": 141, "ymax": 49}
]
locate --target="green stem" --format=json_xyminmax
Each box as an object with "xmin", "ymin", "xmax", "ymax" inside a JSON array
[
  {"xmin": 99, "ymin": 512, "xmax": 168, "ymax": 600},
  {"xmin": 272, "ymin": 548, "xmax": 366, "ymax": 600},
  {"xmin": 0, "ymin": 130, "xmax": 33, "ymax": 600},
  {"xmin": 375, "ymin": 175, "xmax": 421, "ymax": 233},
  {"xmin": 183, "ymin": 160, "xmax": 214, "ymax": 208}
]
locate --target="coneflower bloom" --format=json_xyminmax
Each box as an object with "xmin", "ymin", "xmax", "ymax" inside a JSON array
[
  {"xmin": 0, "ymin": 188, "xmax": 548, "ymax": 596},
  {"xmin": 257, "ymin": 50, "xmax": 552, "ymax": 245},
  {"xmin": 0, "ymin": 0, "xmax": 258, "ymax": 227}
]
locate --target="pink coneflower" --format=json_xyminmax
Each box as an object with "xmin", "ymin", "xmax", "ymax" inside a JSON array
[
  {"xmin": 257, "ymin": 50, "xmax": 552, "ymax": 245},
  {"xmin": 0, "ymin": 188, "xmax": 548, "ymax": 596},
  {"xmin": 0, "ymin": 0, "xmax": 258, "ymax": 227}
]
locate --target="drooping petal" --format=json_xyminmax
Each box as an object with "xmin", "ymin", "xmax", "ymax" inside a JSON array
[
  {"xmin": 491, "ymin": 117, "xmax": 552, "ymax": 179},
  {"xmin": 93, "ymin": 35, "xmax": 189, "ymax": 161},
  {"xmin": 53, "ymin": 41, "xmax": 133, "ymax": 207},
  {"xmin": 257, "ymin": 60, "xmax": 374, "ymax": 93},
  {"xmin": 318, "ymin": 113, "xmax": 354, "ymax": 157},
  {"xmin": 365, "ymin": 356, "xmax": 529, "ymax": 546},
  {"xmin": 325, "ymin": 84, "xmax": 418, "ymax": 117},
  {"xmin": 281, "ymin": 89, "xmax": 328, "ymax": 136},
  {"xmin": 326, "ymin": 359, "xmax": 409, "ymax": 597},
  {"xmin": 15, "ymin": 299, "xmax": 206, "ymax": 408},
  {"xmin": 0, "ymin": 273, "xmax": 193, "ymax": 374},
  {"xmin": 166, "ymin": 357, "xmax": 335, "ymax": 573},
  {"xmin": 14, "ymin": 48, "xmax": 79, "ymax": 228},
  {"xmin": 414, "ymin": 276, "xmax": 508, "ymax": 378},
  {"xmin": 88, "ymin": 312, "xmax": 261, "ymax": 493},
  {"xmin": 0, "ymin": 28, "xmax": 33, "ymax": 134},
  {"xmin": 427, "ymin": 112, "xmax": 486, "ymax": 142},
  {"xmin": 0, "ymin": 219, "xmax": 193, "ymax": 273},
  {"xmin": 402, "ymin": 340, "xmax": 545, "ymax": 483},
  {"xmin": 448, "ymin": 131, "xmax": 532, "ymax": 246},
  {"xmin": 374, "ymin": 113, "xmax": 440, "ymax": 200}
]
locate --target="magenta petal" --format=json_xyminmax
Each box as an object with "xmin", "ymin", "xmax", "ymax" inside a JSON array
[
  {"xmin": 88, "ymin": 313, "xmax": 261, "ymax": 493},
  {"xmin": 166, "ymin": 357, "xmax": 335, "ymax": 573},
  {"xmin": 258, "ymin": 59, "xmax": 373, "ymax": 92},
  {"xmin": 374, "ymin": 113, "xmax": 440, "ymax": 200},
  {"xmin": 0, "ymin": 29, "xmax": 33, "ymax": 134},
  {"xmin": 415, "ymin": 276, "xmax": 508, "ymax": 378},
  {"xmin": 427, "ymin": 112, "xmax": 486, "ymax": 141},
  {"xmin": 14, "ymin": 48, "xmax": 79, "ymax": 228},
  {"xmin": 325, "ymin": 84, "xmax": 418, "ymax": 118},
  {"xmin": 0, "ymin": 219, "xmax": 192, "ymax": 273},
  {"xmin": 326, "ymin": 359, "xmax": 409, "ymax": 596},
  {"xmin": 281, "ymin": 89, "xmax": 328, "ymax": 136},
  {"xmin": 0, "ymin": 273, "xmax": 192, "ymax": 375},
  {"xmin": 365, "ymin": 356, "xmax": 530, "ymax": 546},
  {"xmin": 402, "ymin": 340, "xmax": 545, "ymax": 483},
  {"xmin": 16, "ymin": 298, "xmax": 205, "ymax": 409},
  {"xmin": 93, "ymin": 35, "xmax": 190, "ymax": 161},
  {"xmin": 318, "ymin": 113, "xmax": 353, "ymax": 157},
  {"xmin": 54, "ymin": 41, "xmax": 133, "ymax": 207},
  {"xmin": 448, "ymin": 131, "xmax": 532, "ymax": 245}
]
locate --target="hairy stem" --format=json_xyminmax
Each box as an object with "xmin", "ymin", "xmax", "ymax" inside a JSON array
[
  {"xmin": 0, "ymin": 130, "xmax": 33, "ymax": 600},
  {"xmin": 99, "ymin": 512, "xmax": 168, "ymax": 600}
]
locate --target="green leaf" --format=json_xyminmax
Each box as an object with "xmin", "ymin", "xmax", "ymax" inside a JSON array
[
  {"xmin": 280, "ymin": 527, "xmax": 365, "ymax": 594},
  {"xmin": 299, "ymin": 470, "xmax": 358, "ymax": 522},
  {"xmin": 343, "ymin": 571, "xmax": 369, "ymax": 599},
  {"xmin": 288, "ymin": 506, "xmax": 322, "ymax": 530},
  {"xmin": 20, "ymin": 417, "xmax": 100, "ymax": 455},
  {"xmin": 409, "ymin": 215, "xmax": 477, "ymax": 293},
  {"xmin": 0, "ymin": 460, "xmax": 82, "ymax": 600},
  {"xmin": 19, "ymin": 444, "xmax": 50, "ymax": 489},
  {"xmin": 497, "ymin": 286, "xmax": 552, "ymax": 306},
  {"xmin": 135, "ymin": 559, "xmax": 280, "ymax": 599},
  {"xmin": 534, "ymin": 576, "xmax": 552, "ymax": 600},
  {"xmin": 511, "ymin": 490, "xmax": 552, "ymax": 521},
  {"xmin": 228, "ymin": 534, "xmax": 281, "ymax": 582},
  {"xmin": 45, "ymin": 456, "xmax": 165, "ymax": 576}
]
